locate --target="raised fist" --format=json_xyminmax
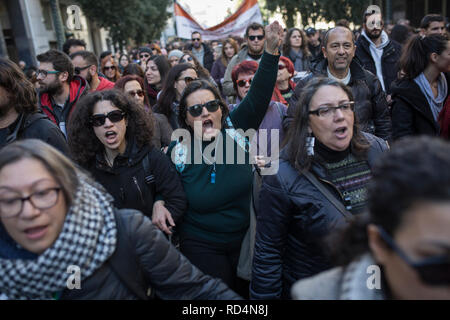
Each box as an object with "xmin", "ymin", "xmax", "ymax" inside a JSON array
[{"xmin": 265, "ymin": 21, "xmax": 284, "ymax": 55}]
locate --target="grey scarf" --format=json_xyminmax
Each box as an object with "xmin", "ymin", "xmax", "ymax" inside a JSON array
[
  {"xmin": 414, "ymin": 72, "xmax": 448, "ymax": 122},
  {"xmin": 0, "ymin": 173, "xmax": 117, "ymax": 300},
  {"xmin": 289, "ymin": 48, "xmax": 308, "ymax": 72}
]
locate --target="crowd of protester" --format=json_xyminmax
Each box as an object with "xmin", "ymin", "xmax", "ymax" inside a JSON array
[{"xmin": 0, "ymin": 6, "xmax": 449, "ymax": 300}]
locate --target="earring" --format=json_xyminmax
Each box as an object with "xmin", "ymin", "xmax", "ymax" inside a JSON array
[{"xmin": 306, "ymin": 134, "xmax": 315, "ymax": 156}]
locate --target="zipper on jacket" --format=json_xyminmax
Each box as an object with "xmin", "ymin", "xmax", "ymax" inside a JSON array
[{"xmin": 132, "ymin": 176, "xmax": 146, "ymax": 206}]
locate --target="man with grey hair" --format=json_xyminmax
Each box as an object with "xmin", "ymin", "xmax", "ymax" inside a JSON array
[{"xmin": 286, "ymin": 26, "xmax": 392, "ymax": 141}]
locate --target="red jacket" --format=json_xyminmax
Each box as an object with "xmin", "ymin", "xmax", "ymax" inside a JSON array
[
  {"xmin": 94, "ymin": 76, "xmax": 115, "ymax": 91},
  {"xmin": 38, "ymin": 75, "xmax": 88, "ymax": 129}
]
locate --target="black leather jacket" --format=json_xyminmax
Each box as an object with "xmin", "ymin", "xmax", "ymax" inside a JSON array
[
  {"xmin": 286, "ymin": 58, "xmax": 392, "ymax": 141},
  {"xmin": 355, "ymin": 36, "xmax": 402, "ymax": 95},
  {"xmin": 250, "ymin": 133, "xmax": 388, "ymax": 300},
  {"xmin": 61, "ymin": 209, "xmax": 241, "ymax": 299}
]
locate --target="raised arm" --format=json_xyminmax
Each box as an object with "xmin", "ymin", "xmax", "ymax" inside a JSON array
[{"xmin": 230, "ymin": 21, "xmax": 283, "ymax": 131}]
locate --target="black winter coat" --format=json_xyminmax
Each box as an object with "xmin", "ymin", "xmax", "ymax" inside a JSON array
[
  {"xmin": 61, "ymin": 209, "xmax": 241, "ymax": 299},
  {"xmin": 354, "ymin": 36, "xmax": 402, "ymax": 95},
  {"xmin": 390, "ymin": 75, "xmax": 450, "ymax": 140},
  {"xmin": 286, "ymin": 59, "xmax": 392, "ymax": 141},
  {"xmin": 88, "ymin": 138, "xmax": 187, "ymax": 222},
  {"xmin": 0, "ymin": 111, "xmax": 69, "ymax": 155},
  {"xmin": 250, "ymin": 133, "xmax": 388, "ymax": 300}
]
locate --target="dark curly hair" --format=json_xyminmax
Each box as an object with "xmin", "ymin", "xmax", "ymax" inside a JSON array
[
  {"xmin": 332, "ymin": 136, "xmax": 450, "ymax": 266},
  {"xmin": 0, "ymin": 58, "xmax": 38, "ymax": 114},
  {"xmin": 67, "ymin": 89, "xmax": 154, "ymax": 167}
]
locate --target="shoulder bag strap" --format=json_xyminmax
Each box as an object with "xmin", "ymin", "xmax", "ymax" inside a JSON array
[{"xmin": 302, "ymin": 171, "xmax": 354, "ymax": 222}]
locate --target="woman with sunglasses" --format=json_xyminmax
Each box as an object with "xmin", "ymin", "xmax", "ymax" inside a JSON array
[
  {"xmin": 101, "ymin": 57, "xmax": 120, "ymax": 83},
  {"xmin": 114, "ymin": 75, "xmax": 173, "ymax": 150},
  {"xmin": 180, "ymin": 52, "xmax": 217, "ymax": 86},
  {"xmin": 250, "ymin": 77, "xmax": 388, "ymax": 300},
  {"xmin": 155, "ymin": 63, "xmax": 199, "ymax": 130},
  {"xmin": 166, "ymin": 21, "xmax": 284, "ymax": 297},
  {"xmin": 68, "ymin": 90, "xmax": 187, "ymax": 236},
  {"xmin": 0, "ymin": 139, "xmax": 240, "ymax": 300},
  {"xmin": 272, "ymin": 56, "xmax": 297, "ymax": 107},
  {"xmin": 145, "ymin": 55, "xmax": 171, "ymax": 107},
  {"xmin": 292, "ymin": 136, "xmax": 450, "ymax": 300}
]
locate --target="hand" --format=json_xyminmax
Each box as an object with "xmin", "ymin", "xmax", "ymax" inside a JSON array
[
  {"xmin": 265, "ymin": 21, "xmax": 284, "ymax": 55},
  {"xmin": 254, "ymin": 155, "xmax": 266, "ymax": 168},
  {"xmin": 152, "ymin": 200, "xmax": 175, "ymax": 235}
]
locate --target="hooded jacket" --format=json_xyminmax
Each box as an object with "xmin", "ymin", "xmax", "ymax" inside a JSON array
[
  {"xmin": 286, "ymin": 58, "xmax": 392, "ymax": 141},
  {"xmin": 87, "ymin": 136, "xmax": 187, "ymax": 222},
  {"xmin": 355, "ymin": 34, "xmax": 401, "ymax": 95},
  {"xmin": 390, "ymin": 74, "xmax": 450, "ymax": 140},
  {"xmin": 250, "ymin": 133, "xmax": 388, "ymax": 300},
  {"xmin": 0, "ymin": 111, "xmax": 68, "ymax": 155},
  {"xmin": 38, "ymin": 75, "xmax": 89, "ymax": 135}
]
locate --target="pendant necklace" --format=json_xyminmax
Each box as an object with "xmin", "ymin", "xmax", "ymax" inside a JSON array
[{"xmin": 199, "ymin": 137, "xmax": 220, "ymax": 184}]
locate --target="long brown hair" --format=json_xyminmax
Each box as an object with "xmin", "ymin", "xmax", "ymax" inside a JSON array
[
  {"xmin": 101, "ymin": 56, "xmax": 120, "ymax": 82},
  {"xmin": 220, "ymin": 38, "xmax": 238, "ymax": 67},
  {"xmin": 285, "ymin": 77, "xmax": 369, "ymax": 173}
]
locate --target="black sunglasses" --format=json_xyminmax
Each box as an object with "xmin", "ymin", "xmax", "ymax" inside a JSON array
[
  {"xmin": 248, "ymin": 35, "xmax": 264, "ymax": 41},
  {"xmin": 140, "ymin": 53, "xmax": 151, "ymax": 58},
  {"xmin": 90, "ymin": 110, "xmax": 126, "ymax": 127},
  {"xmin": 178, "ymin": 76, "xmax": 198, "ymax": 85},
  {"xmin": 192, "ymin": 38, "xmax": 201, "ymax": 42},
  {"xmin": 182, "ymin": 56, "xmax": 193, "ymax": 63},
  {"xmin": 74, "ymin": 65, "xmax": 91, "ymax": 75},
  {"xmin": 187, "ymin": 99, "xmax": 220, "ymax": 117},
  {"xmin": 378, "ymin": 226, "xmax": 450, "ymax": 286},
  {"xmin": 103, "ymin": 66, "xmax": 116, "ymax": 71}
]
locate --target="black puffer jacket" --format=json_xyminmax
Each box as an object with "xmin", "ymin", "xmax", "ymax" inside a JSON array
[
  {"xmin": 354, "ymin": 36, "xmax": 402, "ymax": 95},
  {"xmin": 61, "ymin": 209, "xmax": 241, "ymax": 299},
  {"xmin": 250, "ymin": 133, "xmax": 388, "ymax": 300},
  {"xmin": 87, "ymin": 138, "xmax": 187, "ymax": 222},
  {"xmin": 286, "ymin": 59, "xmax": 392, "ymax": 141},
  {"xmin": 0, "ymin": 111, "xmax": 69, "ymax": 155},
  {"xmin": 391, "ymin": 74, "xmax": 450, "ymax": 140}
]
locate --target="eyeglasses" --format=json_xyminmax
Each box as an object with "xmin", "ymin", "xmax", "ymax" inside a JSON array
[
  {"xmin": 309, "ymin": 101, "xmax": 355, "ymax": 117},
  {"xmin": 0, "ymin": 187, "xmax": 61, "ymax": 218},
  {"xmin": 182, "ymin": 56, "xmax": 193, "ymax": 63},
  {"xmin": 187, "ymin": 99, "xmax": 220, "ymax": 117},
  {"xmin": 192, "ymin": 38, "xmax": 201, "ymax": 42},
  {"xmin": 74, "ymin": 65, "xmax": 92, "ymax": 75},
  {"xmin": 278, "ymin": 64, "xmax": 287, "ymax": 70},
  {"xmin": 127, "ymin": 90, "xmax": 144, "ymax": 97},
  {"xmin": 248, "ymin": 35, "xmax": 264, "ymax": 41},
  {"xmin": 36, "ymin": 69, "xmax": 60, "ymax": 78},
  {"xmin": 90, "ymin": 110, "xmax": 126, "ymax": 127},
  {"xmin": 103, "ymin": 66, "xmax": 116, "ymax": 71},
  {"xmin": 177, "ymin": 76, "xmax": 198, "ymax": 85},
  {"xmin": 237, "ymin": 78, "xmax": 253, "ymax": 87},
  {"xmin": 140, "ymin": 54, "xmax": 151, "ymax": 59},
  {"xmin": 378, "ymin": 226, "xmax": 450, "ymax": 286}
]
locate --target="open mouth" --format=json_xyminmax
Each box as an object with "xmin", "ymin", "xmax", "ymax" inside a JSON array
[
  {"xmin": 24, "ymin": 225, "xmax": 47, "ymax": 240},
  {"xmin": 202, "ymin": 120, "xmax": 213, "ymax": 130},
  {"xmin": 335, "ymin": 126, "xmax": 348, "ymax": 137},
  {"xmin": 105, "ymin": 131, "xmax": 117, "ymax": 142}
]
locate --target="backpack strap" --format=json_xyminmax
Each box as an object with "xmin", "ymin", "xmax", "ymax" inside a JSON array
[{"xmin": 142, "ymin": 151, "xmax": 156, "ymax": 193}]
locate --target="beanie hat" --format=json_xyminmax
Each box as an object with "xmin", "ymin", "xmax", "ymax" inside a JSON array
[{"xmin": 168, "ymin": 49, "xmax": 184, "ymax": 59}]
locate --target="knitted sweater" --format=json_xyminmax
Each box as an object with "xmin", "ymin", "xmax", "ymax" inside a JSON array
[{"xmin": 167, "ymin": 52, "xmax": 279, "ymax": 243}]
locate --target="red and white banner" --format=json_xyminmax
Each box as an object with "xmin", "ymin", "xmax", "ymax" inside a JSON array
[{"xmin": 175, "ymin": 0, "xmax": 263, "ymax": 40}]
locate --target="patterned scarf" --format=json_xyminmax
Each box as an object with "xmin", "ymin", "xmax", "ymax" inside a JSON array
[{"xmin": 0, "ymin": 173, "xmax": 117, "ymax": 300}]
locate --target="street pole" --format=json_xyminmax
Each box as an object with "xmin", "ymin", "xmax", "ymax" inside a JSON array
[
  {"xmin": 385, "ymin": 0, "xmax": 392, "ymax": 24},
  {"xmin": 49, "ymin": 0, "xmax": 66, "ymax": 51}
]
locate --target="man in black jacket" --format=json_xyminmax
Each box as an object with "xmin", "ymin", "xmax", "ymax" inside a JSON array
[
  {"xmin": 286, "ymin": 27, "xmax": 392, "ymax": 141},
  {"xmin": 185, "ymin": 31, "xmax": 214, "ymax": 72},
  {"xmin": 0, "ymin": 57, "xmax": 68, "ymax": 154},
  {"xmin": 355, "ymin": 5, "xmax": 401, "ymax": 96}
]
